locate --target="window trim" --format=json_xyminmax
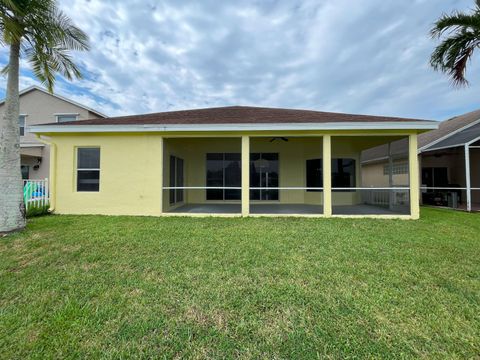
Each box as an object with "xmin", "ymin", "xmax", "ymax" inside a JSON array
[
  {"xmin": 19, "ymin": 114, "xmax": 27, "ymax": 136},
  {"xmin": 76, "ymin": 146, "xmax": 101, "ymax": 192},
  {"xmin": 56, "ymin": 113, "xmax": 79, "ymax": 123}
]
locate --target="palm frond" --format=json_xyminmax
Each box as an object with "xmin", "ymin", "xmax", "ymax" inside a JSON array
[
  {"xmin": 50, "ymin": 10, "xmax": 90, "ymax": 52},
  {"xmin": 0, "ymin": 63, "xmax": 8, "ymax": 76},
  {"xmin": 430, "ymin": 12, "xmax": 480, "ymax": 38},
  {"xmin": 0, "ymin": 11, "xmax": 24, "ymax": 43},
  {"xmin": 0, "ymin": 0, "xmax": 89, "ymax": 92},
  {"xmin": 430, "ymin": 30, "xmax": 479, "ymax": 86}
]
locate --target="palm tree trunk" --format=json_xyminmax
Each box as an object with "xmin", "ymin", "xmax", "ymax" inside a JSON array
[{"xmin": 0, "ymin": 41, "xmax": 26, "ymax": 233}]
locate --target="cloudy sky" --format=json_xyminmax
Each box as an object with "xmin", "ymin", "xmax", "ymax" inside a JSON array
[{"xmin": 1, "ymin": 0, "xmax": 479, "ymax": 121}]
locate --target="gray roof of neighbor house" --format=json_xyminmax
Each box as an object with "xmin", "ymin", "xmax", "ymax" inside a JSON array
[
  {"xmin": 30, "ymin": 105, "xmax": 437, "ymax": 133},
  {"xmin": 361, "ymin": 108, "xmax": 480, "ymax": 163},
  {"xmin": 422, "ymin": 119, "xmax": 480, "ymax": 151}
]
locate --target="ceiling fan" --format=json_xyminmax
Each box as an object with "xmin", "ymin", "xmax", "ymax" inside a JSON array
[{"xmin": 270, "ymin": 137, "xmax": 289, "ymax": 142}]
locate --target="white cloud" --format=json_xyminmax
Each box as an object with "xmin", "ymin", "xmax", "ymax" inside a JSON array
[{"xmin": 2, "ymin": 0, "xmax": 479, "ymax": 120}]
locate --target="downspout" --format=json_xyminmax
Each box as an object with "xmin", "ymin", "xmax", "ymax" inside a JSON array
[{"xmin": 35, "ymin": 134, "xmax": 56, "ymax": 212}]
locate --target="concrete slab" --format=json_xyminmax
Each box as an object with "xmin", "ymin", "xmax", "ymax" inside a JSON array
[{"xmin": 169, "ymin": 203, "xmax": 410, "ymax": 215}]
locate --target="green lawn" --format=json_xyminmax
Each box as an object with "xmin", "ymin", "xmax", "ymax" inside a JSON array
[{"xmin": 0, "ymin": 208, "xmax": 479, "ymax": 359}]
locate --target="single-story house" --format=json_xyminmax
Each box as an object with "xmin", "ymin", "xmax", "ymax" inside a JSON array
[
  {"xmin": 361, "ymin": 109, "xmax": 480, "ymax": 211},
  {"xmin": 30, "ymin": 106, "xmax": 437, "ymax": 219}
]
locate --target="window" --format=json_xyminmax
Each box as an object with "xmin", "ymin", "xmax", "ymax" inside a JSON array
[
  {"xmin": 170, "ymin": 155, "xmax": 184, "ymax": 204},
  {"xmin": 21, "ymin": 165, "xmax": 29, "ymax": 180},
  {"xmin": 305, "ymin": 158, "xmax": 356, "ymax": 189},
  {"xmin": 384, "ymin": 163, "xmax": 408, "ymax": 175},
  {"xmin": 250, "ymin": 153, "xmax": 279, "ymax": 200},
  {"xmin": 332, "ymin": 159, "xmax": 356, "ymax": 188},
  {"xmin": 77, "ymin": 148, "xmax": 100, "ymax": 192},
  {"xmin": 19, "ymin": 115, "xmax": 26, "ymax": 136},
  {"xmin": 206, "ymin": 153, "xmax": 241, "ymax": 200},
  {"xmin": 56, "ymin": 114, "xmax": 78, "ymax": 123},
  {"xmin": 306, "ymin": 159, "xmax": 322, "ymax": 192},
  {"xmin": 421, "ymin": 167, "xmax": 448, "ymax": 189}
]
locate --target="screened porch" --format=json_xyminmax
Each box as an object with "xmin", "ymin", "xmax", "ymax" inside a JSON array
[{"xmin": 160, "ymin": 134, "xmax": 417, "ymax": 217}]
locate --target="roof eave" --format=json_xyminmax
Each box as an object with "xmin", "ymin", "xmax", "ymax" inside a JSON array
[{"xmin": 29, "ymin": 121, "xmax": 438, "ymax": 134}]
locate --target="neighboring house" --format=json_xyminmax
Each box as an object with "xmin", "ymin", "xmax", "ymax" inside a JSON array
[
  {"xmin": 30, "ymin": 106, "xmax": 437, "ymax": 219},
  {"xmin": 362, "ymin": 109, "xmax": 480, "ymax": 211},
  {"xmin": 0, "ymin": 86, "xmax": 105, "ymax": 180}
]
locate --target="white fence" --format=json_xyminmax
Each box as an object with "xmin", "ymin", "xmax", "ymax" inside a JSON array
[
  {"xmin": 23, "ymin": 178, "xmax": 49, "ymax": 210},
  {"xmin": 359, "ymin": 188, "xmax": 409, "ymax": 206}
]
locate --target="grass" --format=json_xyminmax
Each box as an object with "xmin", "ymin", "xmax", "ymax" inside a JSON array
[{"xmin": 0, "ymin": 208, "xmax": 479, "ymax": 359}]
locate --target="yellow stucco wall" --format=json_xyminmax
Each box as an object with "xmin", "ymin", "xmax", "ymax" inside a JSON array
[
  {"xmin": 52, "ymin": 134, "xmax": 163, "ymax": 216},
  {"xmin": 43, "ymin": 131, "xmax": 420, "ymax": 217},
  {"xmin": 361, "ymin": 162, "xmax": 409, "ymax": 187}
]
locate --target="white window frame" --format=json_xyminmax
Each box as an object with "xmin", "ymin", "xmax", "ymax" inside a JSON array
[
  {"xmin": 19, "ymin": 114, "xmax": 27, "ymax": 136},
  {"xmin": 76, "ymin": 147, "xmax": 101, "ymax": 192},
  {"xmin": 55, "ymin": 113, "xmax": 79, "ymax": 123}
]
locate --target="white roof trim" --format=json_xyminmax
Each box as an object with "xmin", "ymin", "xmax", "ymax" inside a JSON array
[
  {"xmin": 418, "ymin": 117, "xmax": 480, "ymax": 153},
  {"xmin": 29, "ymin": 121, "xmax": 438, "ymax": 134},
  {"xmin": 467, "ymin": 134, "xmax": 480, "ymax": 146},
  {"xmin": 0, "ymin": 85, "xmax": 107, "ymax": 118},
  {"xmin": 422, "ymin": 143, "xmax": 466, "ymax": 152}
]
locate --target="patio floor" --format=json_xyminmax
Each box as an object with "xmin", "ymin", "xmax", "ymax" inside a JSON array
[
  {"xmin": 426, "ymin": 203, "xmax": 480, "ymax": 212},
  {"xmin": 333, "ymin": 204, "xmax": 409, "ymax": 215},
  {"xmin": 168, "ymin": 203, "xmax": 409, "ymax": 215}
]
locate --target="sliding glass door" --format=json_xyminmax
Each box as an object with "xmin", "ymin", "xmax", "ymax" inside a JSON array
[
  {"xmin": 170, "ymin": 155, "xmax": 184, "ymax": 204},
  {"xmin": 206, "ymin": 153, "xmax": 241, "ymax": 200},
  {"xmin": 205, "ymin": 152, "xmax": 279, "ymax": 201},
  {"xmin": 250, "ymin": 153, "xmax": 279, "ymax": 200}
]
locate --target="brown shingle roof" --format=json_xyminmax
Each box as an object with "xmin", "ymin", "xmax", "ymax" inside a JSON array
[{"xmin": 40, "ymin": 106, "xmax": 432, "ymax": 126}]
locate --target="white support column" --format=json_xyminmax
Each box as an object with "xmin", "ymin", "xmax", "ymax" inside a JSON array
[
  {"xmin": 465, "ymin": 144, "xmax": 472, "ymax": 212},
  {"xmin": 159, "ymin": 137, "xmax": 164, "ymax": 215},
  {"xmin": 323, "ymin": 135, "xmax": 332, "ymax": 217},
  {"xmin": 241, "ymin": 136, "xmax": 250, "ymax": 216}
]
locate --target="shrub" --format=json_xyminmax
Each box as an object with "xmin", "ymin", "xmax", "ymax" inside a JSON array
[{"xmin": 26, "ymin": 203, "xmax": 50, "ymax": 218}]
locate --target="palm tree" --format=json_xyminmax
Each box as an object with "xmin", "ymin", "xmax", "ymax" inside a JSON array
[
  {"xmin": 430, "ymin": 0, "xmax": 480, "ymax": 86},
  {"xmin": 0, "ymin": 0, "xmax": 89, "ymax": 233}
]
